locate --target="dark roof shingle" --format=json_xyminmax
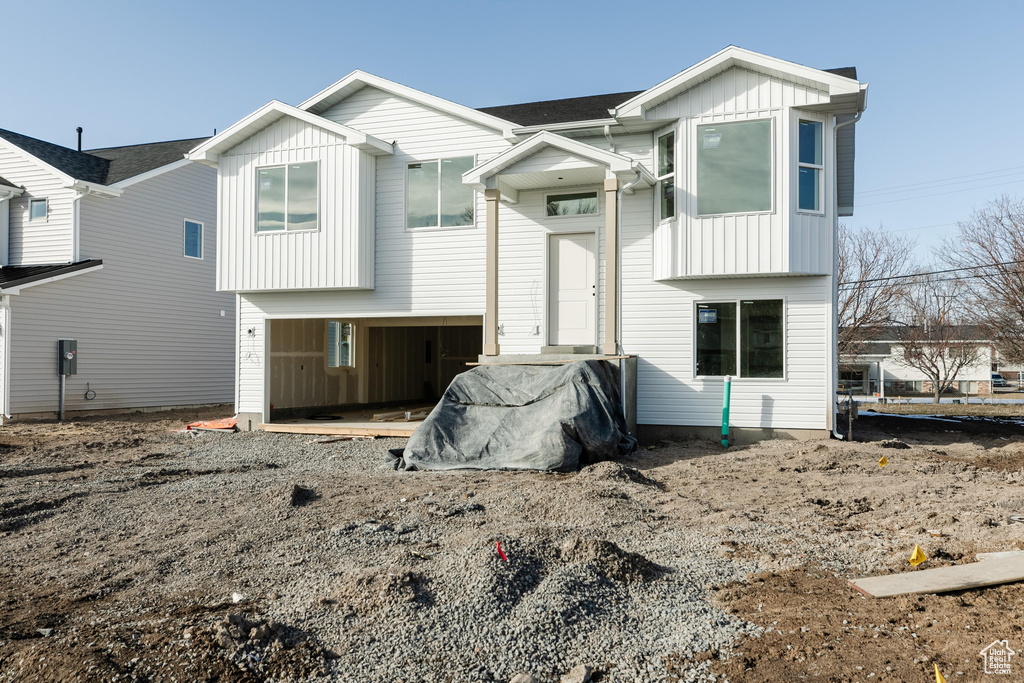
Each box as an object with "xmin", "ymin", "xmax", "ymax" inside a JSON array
[
  {"xmin": 0, "ymin": 259, "xmax": 102, "ymax": 290},
  {"xmin": 0, "ymin": 129, "xmax": 209, "ymax": 186}
]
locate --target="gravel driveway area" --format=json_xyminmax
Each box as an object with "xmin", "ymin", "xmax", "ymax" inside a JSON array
[{"xmin": 2, "ymin": 410, "xmax": 1023, "ymax": 682}]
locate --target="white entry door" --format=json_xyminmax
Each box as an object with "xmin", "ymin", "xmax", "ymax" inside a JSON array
[{"xmin": 548, "ymin": 232, "xmax": 596, "ymax": 346}]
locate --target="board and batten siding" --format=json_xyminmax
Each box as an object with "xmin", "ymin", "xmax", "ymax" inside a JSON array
[
  {"xmin": 649, "ymin": 66, "xmax": 834, "ymax": 280},
  {"xmin": 0, "ymin": 145, "xmax": 75, "ymax": 265},
  {"xmin": 218, "ymin": 117, "xmax": 375, "ymax": 292},
  {"xmin": 8, "ymin": 162, "xmax": 235, "ymax": 414},
  {"xmin": 621, "ymin": 180, "xmax": 831, "ymax": 430}
]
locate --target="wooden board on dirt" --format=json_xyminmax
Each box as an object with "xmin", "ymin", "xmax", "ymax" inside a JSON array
[
  {"xmin": 977, "ymin": 550, "xmax": 1024, "ymax": 561},
  {"xmin": 850, "ymin": 556, "xmax": 1024, "ymax": 598}
]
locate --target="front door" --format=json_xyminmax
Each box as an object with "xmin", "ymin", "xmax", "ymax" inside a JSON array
[{"xmin": 548, "ymin": 232, "xmax": 596, "ymax": 346}]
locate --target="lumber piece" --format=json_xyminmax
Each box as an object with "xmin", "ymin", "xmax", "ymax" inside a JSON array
[
  {"xmin": 976, "ymin": 550, "xmax": 1024, "ymax": 562},
  {"xmin": 850, "ymin": 556, "xmax": 1024, "ymax": 598}
]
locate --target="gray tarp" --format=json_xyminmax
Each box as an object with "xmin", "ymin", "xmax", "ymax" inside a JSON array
[{"xmin": 389, "ymin": 360, "xmax": 637, "ymax": 472}]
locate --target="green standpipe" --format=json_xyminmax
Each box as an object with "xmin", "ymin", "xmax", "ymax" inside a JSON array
[{"xmin": 721, "ymin": 375, "xmax": 731, "ymax": 447}]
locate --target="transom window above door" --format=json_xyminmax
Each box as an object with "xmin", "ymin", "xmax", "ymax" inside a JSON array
[{"xmin": 546, "ymin": 191, "xmax": 598, "ymax": 216}]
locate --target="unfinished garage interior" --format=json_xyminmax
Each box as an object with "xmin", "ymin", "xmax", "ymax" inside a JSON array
[{"xmin": 265, "ymin": 316, "xmax": 482, "ymax": 420}]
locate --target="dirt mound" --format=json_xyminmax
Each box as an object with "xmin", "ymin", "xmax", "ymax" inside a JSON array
[
  {"xmin": 881, "ymin": 438, "xmax": 911, "ymax": 449},
  {"xmin": 577, "ymin": 460, "xmax": 663, "ymax": 488},
  {"xmin": 559, "ymin": 537, "xmax": 661, "ymax": 582},
  {"xmin": 333, "ymin": 568, "xmax": 430, "ymax": 616}
]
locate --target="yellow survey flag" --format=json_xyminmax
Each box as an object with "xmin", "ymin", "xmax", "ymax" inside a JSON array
[
  {"xmin": 934, "ymin": 662, "xmax": 946, "ymax": 683},
  {"xmin": 879, "ymin": 455, "xmax": 888, "ymax": 467},
  {"xmin": 910, "ymin": 544, "xmax": 927, "ymax": 567}
]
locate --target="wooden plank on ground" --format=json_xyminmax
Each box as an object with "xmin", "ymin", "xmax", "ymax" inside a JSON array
[
  {"xmin": 258, "ymin": 423, "xmax": 416, "ymax": 438},
  {"xmin": 850, "ymin": 556, "xmax": 1024, "ymax": 598},
  {"xmin": 977, "ymin": 550, "xmax": 1024, "ymax": 562}
]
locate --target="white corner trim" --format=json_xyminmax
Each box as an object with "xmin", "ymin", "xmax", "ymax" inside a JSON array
[
  {"xmin": 2, "ymin": 263, "xmax": 104, "ymax": 295},
  {"xmin": 110, "ymin": 158, "xmax": 193, "ymax": 190}
]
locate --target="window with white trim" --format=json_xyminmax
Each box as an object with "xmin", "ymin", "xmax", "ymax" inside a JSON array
[
  {"xmin": 697, "ymin": 119, "xmax": 772, "ymax": 215},
  {"xmin": 546, "ymin": 191, "xmax": 597, "ymax": 216},
  {"xmin": 327, "ymin": 321, "xmax": 353, "ymax": 368},
  {"xmin": 656, "ymin": 129, "xmax": 675, "ymax": 220},
  {"xmin": 798, "ymin": 120, "xmax": 823, "ymax": 212},
  {"xmin": 28, "ymin": 198, "xmax": 47, "ymax": 221},
  {"xmin": 695, "ymin": 299, "xmax": 783, "ymax": 378},
  {"xmin": 184, "ymin": 219, "xmax": 203, "ymax": 259},
  {"xmin": 406, "ymin": 157, "xmax": 475, "ymax": 228},
  {"xmin": 256, "ymin": 162, "xmax": 318, "ymax": 232}
]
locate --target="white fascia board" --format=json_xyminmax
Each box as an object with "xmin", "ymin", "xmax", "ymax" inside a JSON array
[
  {"xmin": 463, "ymin": 131, "xmax": 654, "ymax": 192},
  {"xmin": 0, "ymin": 185, "xmax": 23, "ymax": 200},
  {"xmin": 186, "ymin": 100, "xmax": 394, "ymax": 164},
  {"xmin": 110, "ymin": 158, "xmax": 193, "ymax": 190},
  {"xmin": 66, "ymin": 180, "xmax": 122, "ymax": 198},
  {"xmin": 510, "ymin": 119, "xmax": 619, "ymax": 136},
  {"xmin": 0, "ymin": 136, "xmax": 76, "ymax": 187},
  {"xmin": 2, "ymin": 263, "xmax": 104, "ymax": 295},
  {"xmin": 298, "ymin": 70, "xmax": 519, "ymax": 141},
  {"xmin": 615, "ymin": 46, "xmax": 863, "ymax": 120}
]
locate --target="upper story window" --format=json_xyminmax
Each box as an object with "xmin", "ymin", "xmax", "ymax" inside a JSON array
[
  {"xmin": 28, "ymin": 198, "xmax": 47, "ymax": 221},
  {"xmin": 798, "ymin": 120, "xmax": 823, "ymax": 213},
  {"xmin": 327, "ymin": 321, "xmax": 353, "ymax": 367},
  {"xmin": 546, "ymin": 191, "xmax": 597, "ymax": 216},
  {"xmin": 656, "ymin": 130, "xmax": 675, "ymax": 221},
  {"xmin": 184, "ymin": 219, "xmax": 203, "ymax": 259},
  {"xmin": 256, "ymin": 162, "xmax": 318, "ymax": 232},
  {"xmin": 406, "ymin": 156, "xmax": 474, "ymax": 229},
  {"xmin": 697, "ymin": 120, "xmax": 772, "ymax": 216}
]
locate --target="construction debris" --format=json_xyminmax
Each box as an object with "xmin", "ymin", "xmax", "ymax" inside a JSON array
[
  {"xmin": 185, "ymin": 417, "xmax": 238, "ymax": 431},
  {"xmin": 850, "ymin": 555, "xmax": 1024, "ymax": 597}
]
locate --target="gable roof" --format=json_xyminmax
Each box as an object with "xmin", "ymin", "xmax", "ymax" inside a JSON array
[
  {"xmin": 186, "ymin": 100, "xmax": 394, "ymax": 165},
  {"xmin": 477, "ymin": 91, "xmax": 644, "ymax": 128},
  {"xmin": 0, "ymin": 128, "xmax": 209, "ymax": 189},
  {"xmin": 298, "ymin": 70, "xmax": 518, "ymax": 139}
]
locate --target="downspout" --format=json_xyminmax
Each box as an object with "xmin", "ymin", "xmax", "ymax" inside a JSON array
[
  {"xmin": 616, "ymin": 169, "xmax": 643, "ymax": 423},
  {"xmin": 1, "ymin": 295, "xmax": 9, "ymax": 419},
  {"xmin": 603, "ymin": 125, "xmax": 616, "ymax": 153},
  {"xmin": 830, "ymin": 110, "xmax": 864, "ymax": 439}
]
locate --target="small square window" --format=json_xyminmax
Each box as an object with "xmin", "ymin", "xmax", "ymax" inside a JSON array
[
  {"xmin": 29, "ymin": 199, "xmax": 47, "ymax": 221},
  {"xmin": 546, "ymin": 192, "xmax": 598, "ymax": 216},
  {"xmin": 184, "ymin": 220, "xmax": 203, "ymax": 259}
]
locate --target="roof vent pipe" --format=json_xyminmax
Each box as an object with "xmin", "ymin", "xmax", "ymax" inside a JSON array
[{"xmin": 76, "ymin": 127, "xmax": 83, "ymax": 152}]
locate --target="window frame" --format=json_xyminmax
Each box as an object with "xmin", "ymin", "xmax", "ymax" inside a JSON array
[
  {"xmin": 405, "ymin": 155, "xmax": 477, "ymax": 231},
  {"xmin": 655, "ymin": 126, "xmax": 676, "ymax": 222},
  {"xmin": 28, "ymin": 198, "xmax": 48, "ymax": 222},
  {"xmin": 326, "ymin": 320, "xmax": 354, "ymax": 369},
  {"xmin": 693, "ymin": 298, "xmax": 786, "ymax": 380},
  {"xmin": 796, "ymin": 117, "xmax": 825, "ymax": 215},
  {"xmin": 183, "ymin": 219, "xmax": 203, "ymax": 260},
  {"xmin": 694, "ymin": 117, "xmax": 775, "ymax": 218},
  {"xmin": 544, "ymin": 189, "xmax": 600, "ymax": 218},
  {"xmin": 254, "ymin": 161, "xmax": 320, "ymax": 234}
]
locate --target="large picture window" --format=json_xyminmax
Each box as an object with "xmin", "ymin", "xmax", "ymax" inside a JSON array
[
  {"xmin": 697, "ymin": 120, "xmax": 771, "ymax": 215},
  {"xmin": 798, "ymin": 120, "xmax": 823, "ymax": 212},
  {"xmin": 696, "ymin": 299, "xmax": 783, "ymax": 378},
  {"xmin": 407, "ymin": 156, "xmax": 475, "ymax": 228},
  {"xmin": 256, "ymin": 162, "xmax": 318, "ymax": 232}
]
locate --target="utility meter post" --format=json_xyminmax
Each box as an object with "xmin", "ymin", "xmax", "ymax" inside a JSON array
[
  {"xmin": 721, "ymin": 375, "xmax": 731, "ymax": 447},
  {"xmin": 57, "ymin": 339, "xmax": 77, "ymax": 421}
]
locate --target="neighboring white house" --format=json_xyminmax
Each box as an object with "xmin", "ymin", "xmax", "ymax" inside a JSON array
[
  {"xmin": 840, "ymin": 327, "xmax": 999, "ymax": 396},
  {"xmin": 188, "ymin": 46, "xmax": 868, "ymax": 440},
  {"xmin": 0, "ymin": 129, "xmax": 235, "ymax": 420}
]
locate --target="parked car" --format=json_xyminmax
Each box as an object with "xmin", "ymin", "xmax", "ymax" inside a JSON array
[{"xmin": 992, "ymin": 373, "xmax": 1008, "ymax": 388}]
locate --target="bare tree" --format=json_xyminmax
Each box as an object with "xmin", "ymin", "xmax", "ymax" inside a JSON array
[
  {"xmin": 837, "ymin": 224, "xmax": 916, "ymax": 356},
  {"xmin": 894, "ymin": 275, "xmax": 982, "ymax": 404},
  {"xmin": 939, "ymin": 195, "xmax": 1024, "ymax": 364}
]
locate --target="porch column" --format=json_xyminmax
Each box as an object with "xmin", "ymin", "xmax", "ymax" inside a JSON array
[
  {"xmin": 603, "ymin": 178, "xmax": 618, "ymax": 355},
  {"xmin": 484, "ymin": 188, "xmax": 501, "ymax": 356}
]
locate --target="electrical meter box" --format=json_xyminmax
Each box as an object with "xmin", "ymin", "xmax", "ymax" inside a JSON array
[{"xmin": 58, "ymin": 339, "xmax": 77, "ymax": 375}]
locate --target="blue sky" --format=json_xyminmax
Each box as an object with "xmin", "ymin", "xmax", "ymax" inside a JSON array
[{"xmin": 2, "ymin": 0, "xmax": 1021, "ymax": 260}]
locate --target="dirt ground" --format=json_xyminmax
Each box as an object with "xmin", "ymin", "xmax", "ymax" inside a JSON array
[{"xmin": 2, "ymin": 407, "xmax": 1024, "ymax": 682}]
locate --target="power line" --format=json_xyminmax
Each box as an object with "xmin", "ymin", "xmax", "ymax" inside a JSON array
[
  {"xmin": 839, "ymin": 270, "xmax": 1020, "ymax": 291},
  {"xmin": 857, "ymin": 178, "xmax": 1024, "ymax": 208},
  {"xmin": 839, "ymin": 259, "xmax": 1024, "ymax": 287},
  {"xmin": 857, "ymin": 164, "xmax": 1024, "ymax": 196}
]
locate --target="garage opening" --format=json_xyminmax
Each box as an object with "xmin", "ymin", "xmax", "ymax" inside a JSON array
[{"xmin": 267, "ymin": 316, "xmax": 482, "ymax": 421}]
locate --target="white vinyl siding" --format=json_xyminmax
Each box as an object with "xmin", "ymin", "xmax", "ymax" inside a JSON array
[
  {"xmin": 217, "ymin": 116, "xmax": 375, "ymax": 291},
  {"xmin": 649, "ymin": 66, "xmax": 835, "ymax": 280},
  {"xmin": 7, "ymin": 163, "xmax": 235, "ymax": 414},
  {"xmin": 0, "ymin": 145, "xmax": 75, "ymax": 265}
]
